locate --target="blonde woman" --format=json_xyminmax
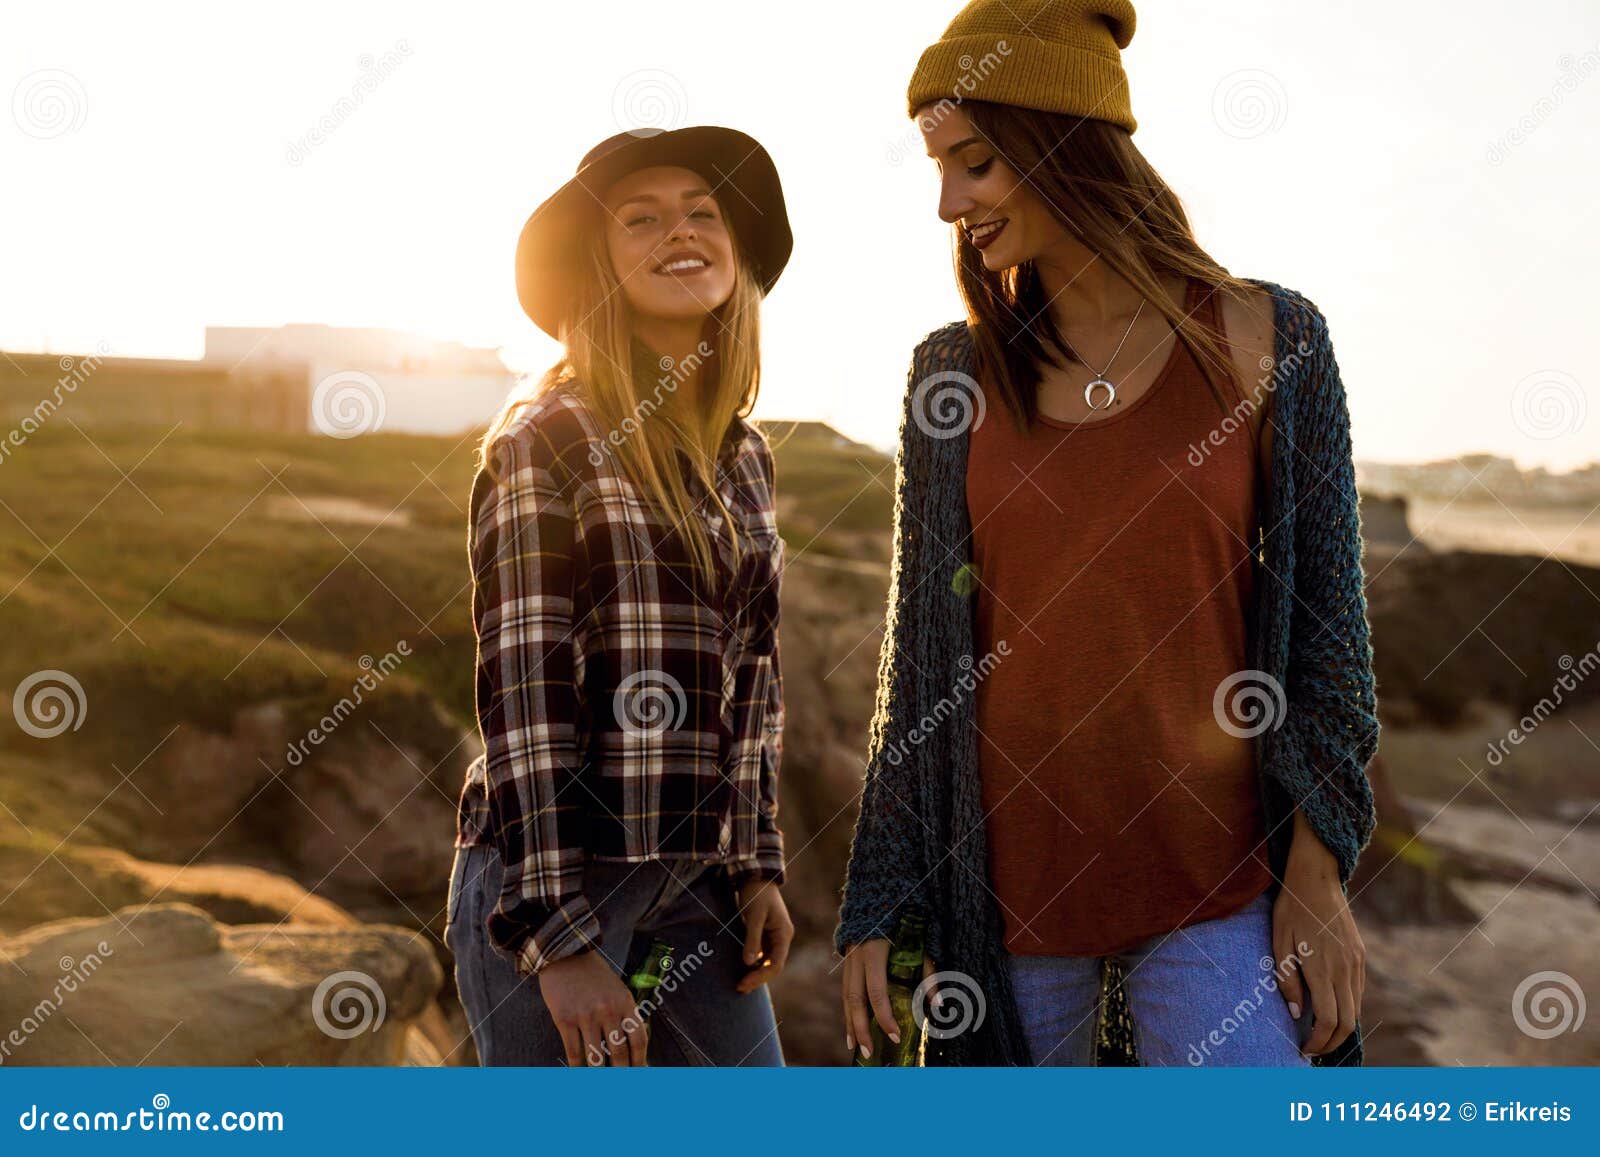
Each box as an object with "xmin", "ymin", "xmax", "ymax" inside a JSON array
[{"xmin": 447, "ymin": 126, "xmax": 794, "ymax": 1066}]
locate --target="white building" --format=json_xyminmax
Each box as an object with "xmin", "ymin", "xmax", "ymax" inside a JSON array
[{"xmin": 203, "ymin": 323, "xmax": 519, "ymax": 436}]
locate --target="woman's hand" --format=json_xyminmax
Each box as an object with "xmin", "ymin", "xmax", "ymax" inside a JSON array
[
  {"xmin": 1273, "ymin": 808, "xmax": 1366, "ymax": 1058},
  {"xmin": 537, "ymin": 950, "xmax": 649, "ymax": 1066},
  {"xmin": 840, "ymin": 938, "xmax": 936, "ymax": 1061},
  {"xmin": 735, "ymin": 878, "xmax": 794, "ymax": 994}
]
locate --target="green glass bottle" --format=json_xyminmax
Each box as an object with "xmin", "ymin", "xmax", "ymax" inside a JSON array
[
  {"xmin": 628, "ymin": 938, "xmax": 674, "ymax": 1009},
  {"xmin": 854, "ymin": 909, "xmax": 926, "ymax": 1067}
]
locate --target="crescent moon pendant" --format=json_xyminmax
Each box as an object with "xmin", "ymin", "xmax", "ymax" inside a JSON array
[{"xmin": 1084, "ymin": 378, "xmax": 1117, "ymax": 411}]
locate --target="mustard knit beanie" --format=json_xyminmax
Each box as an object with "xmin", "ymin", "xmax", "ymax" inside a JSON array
[{"xmin": 906, "ymin": 0, "xmax": 1138, "ymax": 133}]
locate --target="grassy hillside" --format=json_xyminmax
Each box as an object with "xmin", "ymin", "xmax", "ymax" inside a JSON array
[{"xmin": 0, "ymin": 418, "xmax": 890, "ymax": 848}]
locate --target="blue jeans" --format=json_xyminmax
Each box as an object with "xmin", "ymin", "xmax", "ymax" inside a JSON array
[
  {"xmin": 1007, "ymin": 890, "xmax": 1316, "ymax": 1066},
  {"xmin": 445, "ymin": 842, "xmax": 784, "ymax": 1066}
]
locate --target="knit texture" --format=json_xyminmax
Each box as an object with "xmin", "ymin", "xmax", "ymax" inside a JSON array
[
  {"xmin": 834, "ymin": 278, "xmax": 1380, "ymax": 1067},
  {"xmin": 906, "ymin": 0, "xmax": 1139, "ymax": 133}
]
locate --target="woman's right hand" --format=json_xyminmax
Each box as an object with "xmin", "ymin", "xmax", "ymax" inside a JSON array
[
  {"xmin": 537, "ymin": 950, "xmax": 648, "ymax": 1066},
  {"xmin": 840, "ymin": 939, "xmax": 937, "ymax": 1061}
]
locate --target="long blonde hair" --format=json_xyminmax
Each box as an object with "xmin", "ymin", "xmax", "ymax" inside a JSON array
[{"xmin": 479, "ymin": 215, "xmax": 765, "ymax": 588}]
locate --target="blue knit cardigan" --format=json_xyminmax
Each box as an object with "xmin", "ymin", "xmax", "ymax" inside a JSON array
[{"xmin": 834, "ymin": 279, "xmax": 1381, "ymax": 1067}]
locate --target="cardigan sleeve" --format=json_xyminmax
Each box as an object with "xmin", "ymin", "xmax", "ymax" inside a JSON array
[
  {"xmin": 834, "ymin": 336, "xmax": 950, "ymax": 960},
  {"xmin": 1270, "ymin": 297, "xmax": 1380, "ymax": 886}
]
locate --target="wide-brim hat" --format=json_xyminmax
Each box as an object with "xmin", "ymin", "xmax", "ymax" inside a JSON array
[{"xmin": 515, "ymin": 125, "xmax": 793, "ymax": 340}]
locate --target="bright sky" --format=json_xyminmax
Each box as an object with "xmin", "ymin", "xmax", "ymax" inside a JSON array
[{"xmin": 4, "ymin": 1, "xmax": 1597, "ymax": 469}]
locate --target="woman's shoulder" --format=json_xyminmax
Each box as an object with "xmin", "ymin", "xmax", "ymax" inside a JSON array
[
  {"xmin": 909, "ymin": 319, "xmax": 974, "ymax": 375},
  {"xmin": 485, "ymin": 377, "xmax": 607, "ymax": 480},
  {"xmin": 1236, "ymin": 277, "xmax": 1334, "ymax": 350},
  {"xmin": 1217, "ymin": 280, "xmax": 1278, "ymax": 381},
  {"xmin": 1234, "ymin": 279, "xmax": 1357, "ymax": 458},
  {"xmin": 742, "ymin": 417, "xmax": 777, "ymax": 468}
]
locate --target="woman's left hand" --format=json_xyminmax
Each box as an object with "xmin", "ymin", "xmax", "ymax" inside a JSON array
[
  {"xmin": 1273, "ymin": 809, "xmax": 1366, "ymax": 1058},
  {"xmin": 734, "ymin": 878, "xmax": 794, "ymax": 994}
]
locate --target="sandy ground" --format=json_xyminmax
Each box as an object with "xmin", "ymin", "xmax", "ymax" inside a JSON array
[
  {"xmin": 1406, "ymin": 498, "xmax": 1600, "ymax": 567},
  {"xmin": 1361, "ymin": 798, "xmax": 1599, "ymax": 1066}
]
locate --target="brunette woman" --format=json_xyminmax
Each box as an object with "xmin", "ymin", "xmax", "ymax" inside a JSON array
[{"xmin": 837, "ymin": 0, "xmax": 1378, "ymax": 1067}]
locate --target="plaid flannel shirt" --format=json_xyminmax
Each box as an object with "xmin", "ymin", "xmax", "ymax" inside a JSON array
[{"xmin": 454, "ymin": 379, "xmax": 786, "ymax": 978}]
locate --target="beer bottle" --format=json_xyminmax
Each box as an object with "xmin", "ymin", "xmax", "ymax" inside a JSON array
[
  {"xmin": 628, "ymin": 938, "xmax": 674, "ymax": 1009},
  {"xmin": 854, "ymin": 909, "xmax": 926, "ymax": 1067}
]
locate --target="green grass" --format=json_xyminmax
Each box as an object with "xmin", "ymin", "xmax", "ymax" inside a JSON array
[
  {"xmin": 0, "ymin": 424, "xmax": 478, "ymax": 777},
  {"xmin": 0, "ymin": 418, "xmax": 889, "ymax": 846},
  {"xmin": 763, "ymin": 422, "xmax": 895, "ymax": 545}
]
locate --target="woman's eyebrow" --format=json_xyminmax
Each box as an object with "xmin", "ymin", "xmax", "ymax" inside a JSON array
[
  {"xmin": 927, "ymin": 135, "xmax": 983, "ymax": 158},
  {"xmin": 613, "ymin": 187, "xmax": 716, "ymax": 211}
]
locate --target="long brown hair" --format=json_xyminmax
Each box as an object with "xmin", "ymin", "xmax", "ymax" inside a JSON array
[
  {"xmin": 478, "ymin": 209, "xmax": 765, "ymax": 588},
  {"xmin": 953, "ymin": 99, "xmax": 1257, "ymax": 431}
]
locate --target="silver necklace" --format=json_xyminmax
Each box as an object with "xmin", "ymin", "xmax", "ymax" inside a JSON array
[{"xmin": 1081, "ymin": 299, "xmax": 1146, "ymax": 411}]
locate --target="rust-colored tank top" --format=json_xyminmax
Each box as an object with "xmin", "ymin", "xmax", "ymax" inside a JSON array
[{"xmin": 966, "ymin": 276, "xmax": 1274, "ymax": 957}]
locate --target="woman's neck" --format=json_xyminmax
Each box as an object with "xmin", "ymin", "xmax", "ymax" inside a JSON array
[
  {"xmin": 1033, "ymin": 250, "xmax": 1147, "ymax": 330},
  {"xmin": 633, "ymin": 316, "xmax": 708, "ymax": 395}
]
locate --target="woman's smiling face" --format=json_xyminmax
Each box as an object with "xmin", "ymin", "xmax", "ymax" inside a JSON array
[
  {"xmin": 601, "ymin": 164, "xmax": 737, "ymax": 322},
  {"xmin": 917, "ymin": 103, "xmax": 1070, "ymax": 270}
]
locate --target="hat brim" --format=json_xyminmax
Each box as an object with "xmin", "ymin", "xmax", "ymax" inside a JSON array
[{"xmin": 515, "ymin": 125, "xmax": 793, "ymax": 340}]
